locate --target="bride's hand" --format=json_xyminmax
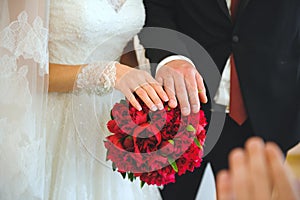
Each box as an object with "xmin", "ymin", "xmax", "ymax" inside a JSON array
[{"xmin": 115, "ymin": 63, "xmax": 169, "ymax": 111}]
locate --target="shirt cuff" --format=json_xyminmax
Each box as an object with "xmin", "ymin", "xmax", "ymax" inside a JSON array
[{"xmin": 156, "ymin": 55, "xmax": 196, "ymax": 74}]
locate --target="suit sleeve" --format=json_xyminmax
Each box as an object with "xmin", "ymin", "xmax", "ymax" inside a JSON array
[
  {"xmin": 139, "ymin": 0, "xmax": 189, "ymax": 75},
  {"xmin": 295, "ymin": 8, "xmax": 300, "ymax": 140},
  {"xmin": 143, "ymin": 0, "xmax": 177, "ymax": 30}
]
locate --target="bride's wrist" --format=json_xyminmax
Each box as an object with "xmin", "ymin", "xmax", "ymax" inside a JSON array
[
  {"xmin": 75, "ymin": 61, "xmax": 117, "ymax": 96},
  {"xmin": 115, "ymin": 63, "xmax": 134, "ymax": 83}
]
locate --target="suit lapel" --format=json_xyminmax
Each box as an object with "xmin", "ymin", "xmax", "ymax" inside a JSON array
[
  {"xmin": 217, "ymin": 0, "xmax": 231, "ymax": 20},
  {"xmin": 216, "ymin": 0, "xmax": 251, "ymax": 21},
  {"xmin": 237, "ymin": 0, "xmax": 251, "ymax": 19}
]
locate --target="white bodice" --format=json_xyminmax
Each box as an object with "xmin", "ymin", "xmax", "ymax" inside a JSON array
[{"xmin": 49, "ymin": 0, "xmax": 145, "ymax": 65}]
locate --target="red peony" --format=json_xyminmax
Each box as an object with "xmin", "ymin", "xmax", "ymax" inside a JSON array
[{"xmin": 104, "ymin": 96, "xmax": 207, "ymax": 186}]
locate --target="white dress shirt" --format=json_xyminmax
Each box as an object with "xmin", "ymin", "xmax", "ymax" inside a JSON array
[
  {"xmin": 213, "ymin": 0, "xmax": 232, "ymax": 112},
  {"xmin": 157, "ymin": 0, "xmax": 233, "ymax": 112}
]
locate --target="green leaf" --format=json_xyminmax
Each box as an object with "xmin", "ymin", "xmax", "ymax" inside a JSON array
[
  {"xmin": 186, "ymin": 124, "xmax": 196, "ymax": 132},
  {"xmin": 167, "ymin": 106, "xmax": 171, "ymax": 111},
  {"xmin": 194, "ymin": 138, "xmax": 201, "ymax": 148},
  {"xmin": 168, "ymin": 157, "xmax": 178, "ymax": 172},
  {"xmin": 120, "ymin": 99, "xmax": 127, "ymax": 105},
  {"xmin": 105, "ymin": 150, "xmax": 109, "ymax": 161},
  {"xmin": 168, "ymin": 139, "xmax": 174, "ymax": 145},
  {"xmin": 121, "ymin": 172, "xmax": 126, "ymax": 179},
  {"xmin": 125, "ymin": 135, "xmax": 133, "ymax": 140},
  {"xmin": 110, "ymin": 110, "xmax": 114, "ymax": 120},
  {"xmin": 148, "ymin": 112, "xmax": 154, "ymax": 119},
  {"xmin": 128, "ymin": 172, "xmax": 134, "ymax": 182},
  {"xmin": 140, "ymin": 181, "xmax": 146, "ymax": 188},
  {"xmin": 112, "ymin": 162, "xmax": 116, "ymax": 171},
  {"xmin": 199, "ymin": 145, "xmax": 203, "ymax": 151}
]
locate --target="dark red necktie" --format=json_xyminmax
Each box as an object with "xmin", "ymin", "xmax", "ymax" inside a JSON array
[{"xmin": 229, "ymin": 0, "xmax": 248, "ymax": 125}]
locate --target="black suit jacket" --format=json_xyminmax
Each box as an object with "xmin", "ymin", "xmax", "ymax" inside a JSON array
[{"xmin": 141, "ymin": 0, "xmax": 300, "ymax": 152}]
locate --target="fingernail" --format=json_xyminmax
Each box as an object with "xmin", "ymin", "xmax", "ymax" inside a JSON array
[
  {"xmin": 151, "ymin": 106, "xmax": 158, "ymax": 111},
  {"xmin": 192, "ymin": 105, "xmax": 199, "ymax": 113},
  {"xmin": 247, "ymin": 138, "xmax": 264, "ymax": 151},
  {"xmin": 169, "ymin": 99, "xmax": 177, "ymax": 107},
  {"xmin": 231, "ymin": 149, "xmax": 245, "ymax": 161},
  {"xmin": 164, "ymin": 96, "xmax": 169, "ymax": 102},
  {"xmin": 137, "ymin": 105, "xmax": 142, "ymax": 111},
  {"xmin": 157, "ymin": 103, "xmax": 164, "ymax": 110},
  {"xmin": 182, "ymin": 107, "xmax": 190, "ymax": 116},
  {"xmin": 217, "ymin": 171, "xmax": 230, "ymax": 183}
]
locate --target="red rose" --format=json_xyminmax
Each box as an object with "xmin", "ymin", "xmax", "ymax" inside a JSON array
[
  {"xmin": 105, "ymin": 133, "xmax": 124, "ymax": 150},
  {"xmin": 131, "ymin": 110, "xmax": 148, "ymax": 125},
  {"xmin": 147, "ymin": 155, "xmax": 169, "ymax": 172},
  {"xmin": 132, "ymin": 123, "xmax": 162, "ymax": 153},
  {"xmin": 118, "ymin": 152, "xmax": 144, "ymax": 172},
  {"xmin": 105, "ymin": 143, "xmax": 144, "ymax": 172},
  {"xmin": 158, "ymin": 141, "xmax": 175, "ymax": 156},
  {"xmin": 172, "ymin": 132, "xmax": 194, "ymax": 157},
  {"xmin": 199, "ymin": 110, "xmax": 208, "ymax": 127},
  {"xmin": 107, "ymin": 120, "xmax": 124, "ymax": 134},
  {"xmin": 139, "ymin": 166, "xmax": 175, "ymax": 186},
  {"xmin": 129, "ymin": 97, "xmax": 149, "ymax": 112},
  {"xmin": 160, "ymin": 127, "xmax": 175, "ymax": 140},
  {"xmin": 150, "ymin": 109, "xmax": 167, "ymax": 130},
  {"xmin": 122, "ymin": 136, "xmax": 134, "ymax": 152},
  {"xmin": 176, "ymin": 157, "xmax": 189, "ymax": 176},
  {"xmin": 196, "ymin": 127, "xmax": 206, "ymax": 145},
  {"xmin": 182, "ymin": 144, "xmax": 203, "ymax": 172},
  {"xmin": 111, "ymin": 102, "xmax": 129, "ymax": 120},
  {"xmin": 117, "ymin": 121, "xmax": 137, "ymax": 135}
]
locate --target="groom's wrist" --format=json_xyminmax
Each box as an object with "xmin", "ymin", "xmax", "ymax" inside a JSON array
[{"xmin": 156, "ymin": 55, "xmax": 196, "ymax": 74}]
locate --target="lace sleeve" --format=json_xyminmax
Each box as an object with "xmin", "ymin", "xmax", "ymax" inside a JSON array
[{"xmin": 75, "ymin": 61, "xmax": 117, "ymax": 96}]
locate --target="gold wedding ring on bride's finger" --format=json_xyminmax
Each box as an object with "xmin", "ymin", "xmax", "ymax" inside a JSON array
[
  {"xmin": 133, "ymin": 83, "xmax": 150, "ymax": 92},
  {"xmin": 133, "ymin": 83, "xmax": 159, "ymax": 94}
]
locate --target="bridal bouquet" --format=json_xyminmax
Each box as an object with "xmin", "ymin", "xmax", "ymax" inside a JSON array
[{"xmin": 104, "ymin": 96, "xmax": 207, "ymax": 186}]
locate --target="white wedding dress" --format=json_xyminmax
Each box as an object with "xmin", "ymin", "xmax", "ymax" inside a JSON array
[
  {"xmin": 45, "ymin": 0, "xmax": 161, "ymax": 199},
  {"xmin": 0, "ymin": 0, "xmax": 216, "ymax": 199}
]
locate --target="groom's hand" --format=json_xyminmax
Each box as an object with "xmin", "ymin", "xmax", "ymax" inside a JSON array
[{"xmin": 155, "ymin": 60, "xmax": 207, "ymax": 116}]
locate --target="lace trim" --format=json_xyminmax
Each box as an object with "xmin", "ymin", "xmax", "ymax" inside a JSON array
[
  {"xmin": 75, "ymin": 61, "xmax": 117, "ymax": 96},
  {"xmin": 0, "ymin": 11, "xmax": 48, "ymax": 75}
]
